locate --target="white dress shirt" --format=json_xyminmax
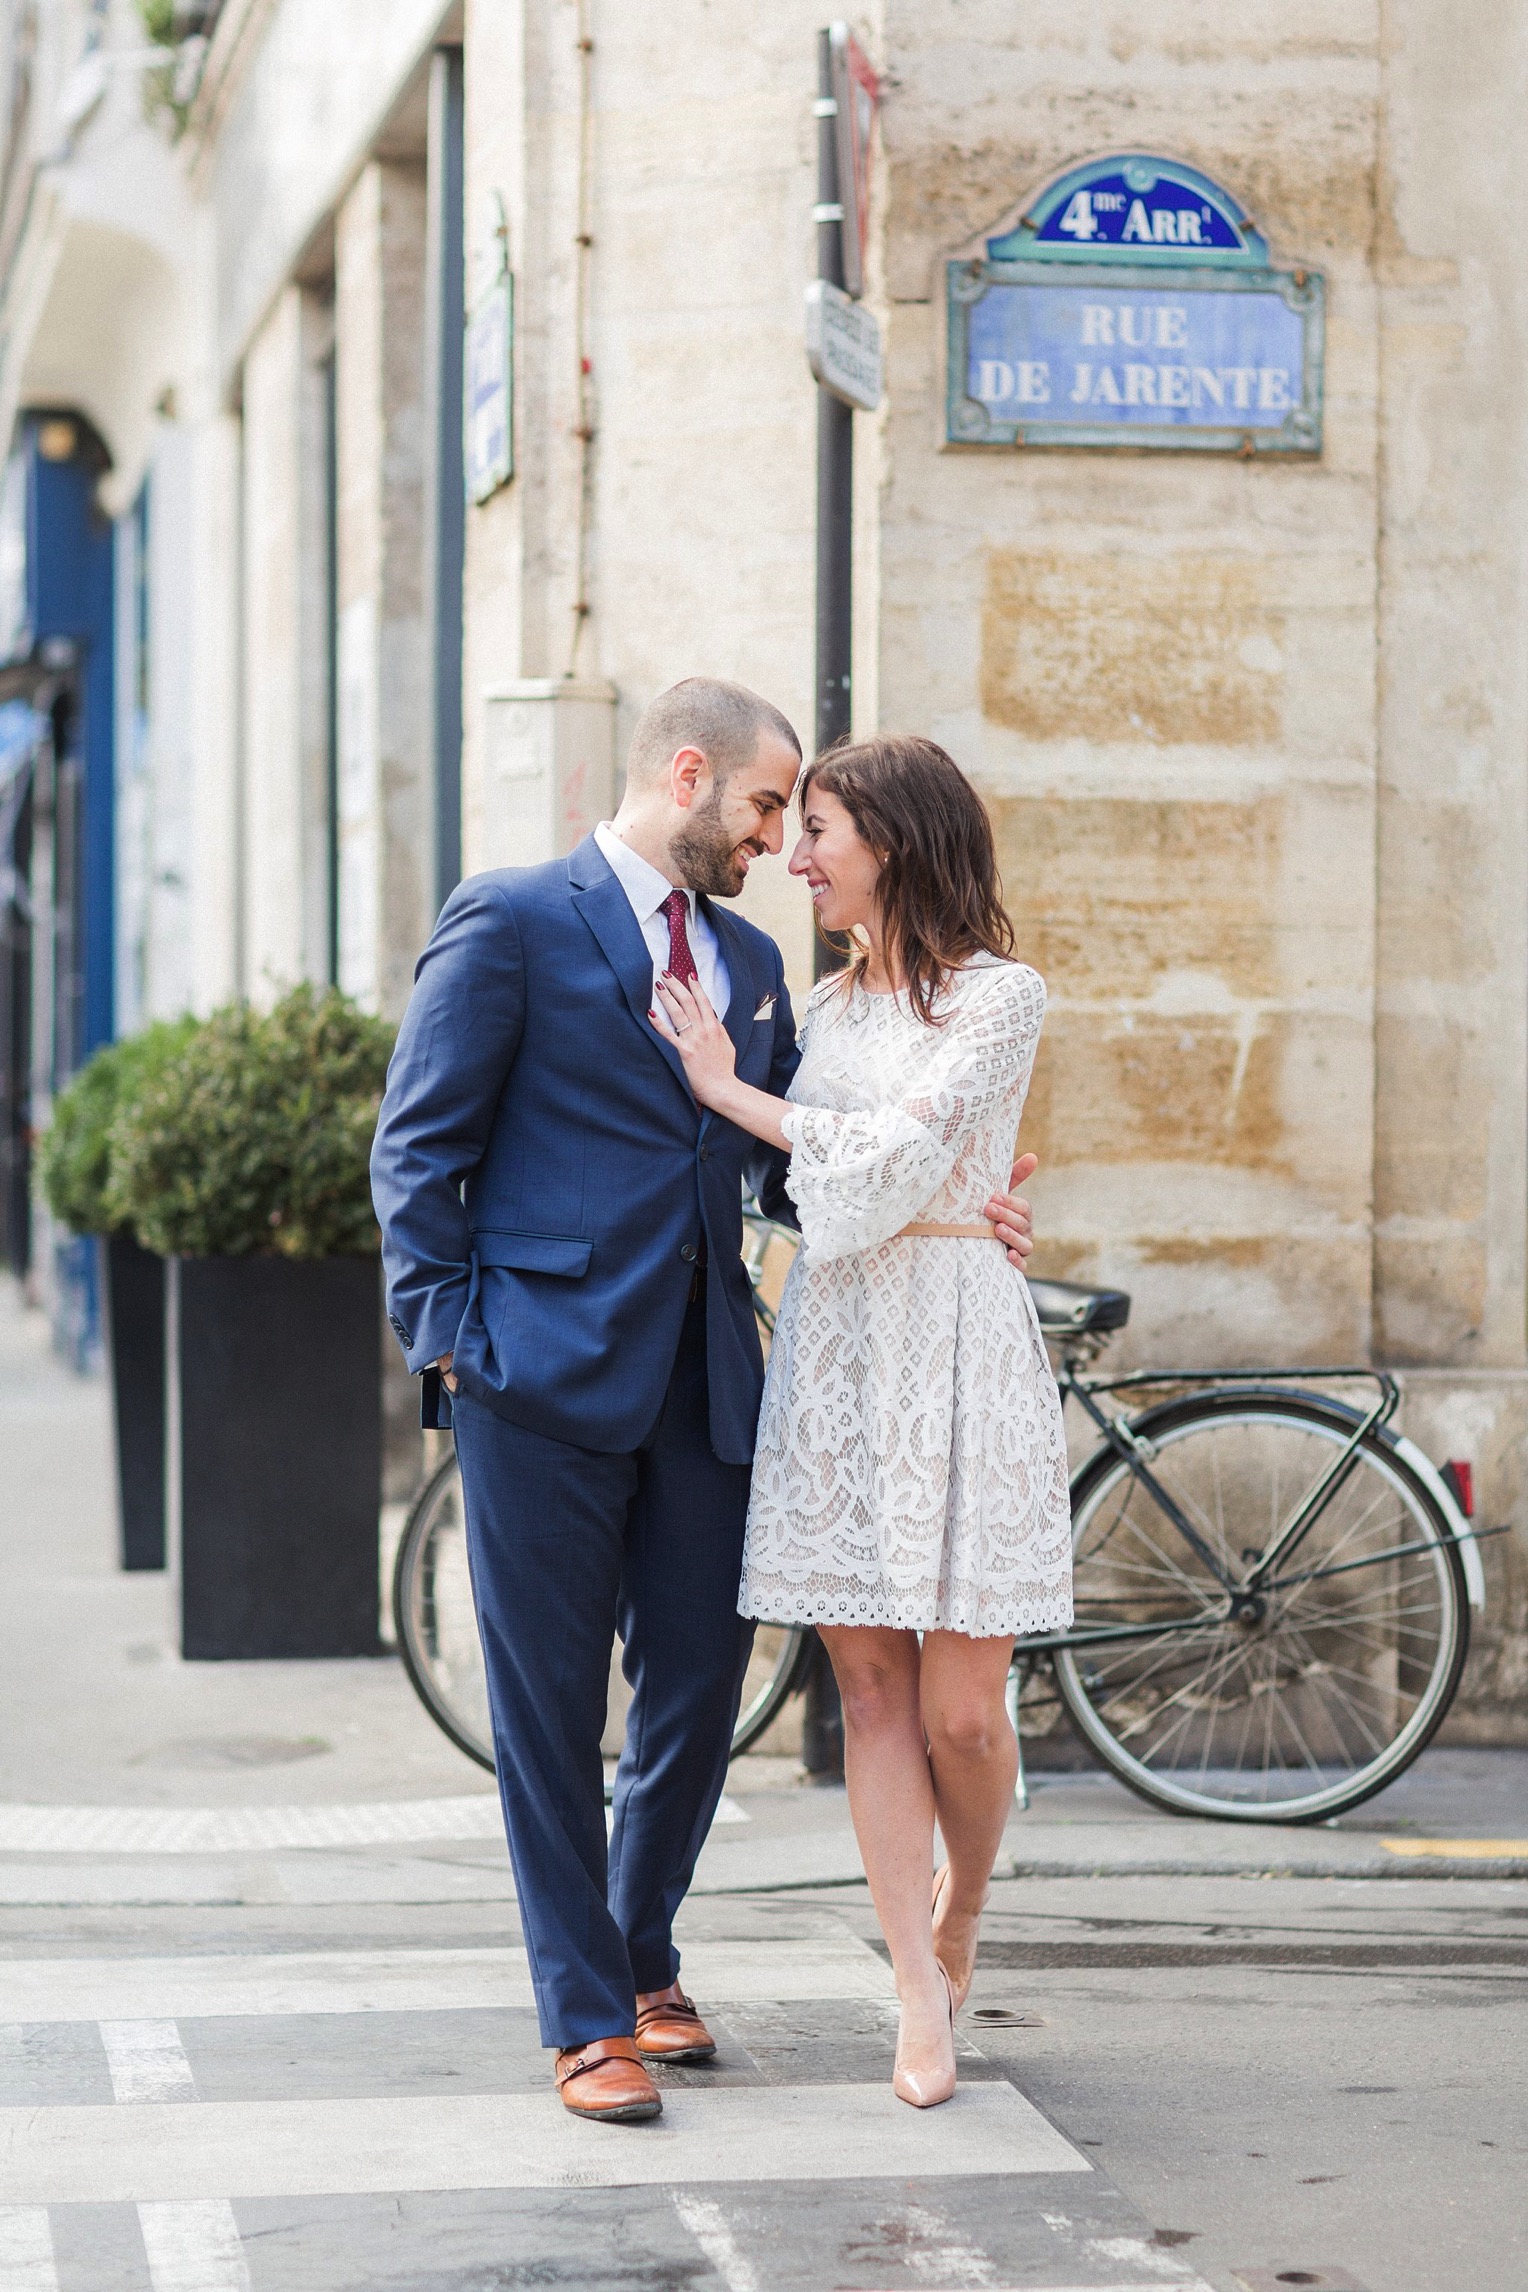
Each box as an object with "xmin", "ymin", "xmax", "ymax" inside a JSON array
[{"xmin": 593, "ymin": 821, "xmax": 732, "ymax": 1019}]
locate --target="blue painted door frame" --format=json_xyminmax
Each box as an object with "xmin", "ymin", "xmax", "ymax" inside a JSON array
[{"xmin": 23, "ymin": 414, "xmax": 116, "ymax": 1069}]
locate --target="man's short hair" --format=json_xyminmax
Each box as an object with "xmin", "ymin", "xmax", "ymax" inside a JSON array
[{"xmin": 625, "ymin": 677, "xmax": 801, "ymax": 790}]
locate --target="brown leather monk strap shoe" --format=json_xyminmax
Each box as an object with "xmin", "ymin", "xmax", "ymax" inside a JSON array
[
  {"xmin": 554, "ymin": 2035, "xmax": 662, "ymax": 2122},
  {"xmin": 634, "ymin": 1980, "xmax": 717, "ymax": 2063}
]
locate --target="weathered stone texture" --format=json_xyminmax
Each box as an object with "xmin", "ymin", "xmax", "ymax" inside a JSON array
[
  {"xmin": 982, "ymin": 555, "xmax": 1288, "ymax": 749},
  {"xmin": 460, "ymin": 0, "xmax": 823, "ymax": 993},
  {"xmin": 335, "ymin": 159, "xmax": 431, "ymax": 1021},
  {"xmin": 875, "ymin": 14, "xmax": 1378, "ymax": 1395},
  {"xmin": 239, "ymin": 284, "xmax": 330, "ymax": 1006}
]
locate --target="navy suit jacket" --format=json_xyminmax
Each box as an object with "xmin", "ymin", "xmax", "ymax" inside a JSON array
[{"xmin": 370, "ymin": 833, "xmax": 800, "ymax": 1465}]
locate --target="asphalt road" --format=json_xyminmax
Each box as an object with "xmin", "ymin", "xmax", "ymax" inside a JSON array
[{"xmin": 0, "ymin": 1862, "xmax": 1520, "ymax": 2290}]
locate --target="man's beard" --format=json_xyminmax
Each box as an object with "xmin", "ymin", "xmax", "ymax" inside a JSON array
[{"xmin": 671, "ymin": 789, "xmax": 759, "ymax": 898}]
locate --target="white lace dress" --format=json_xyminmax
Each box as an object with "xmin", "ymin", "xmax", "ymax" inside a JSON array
[{"xmin": 740, "ymin": 956, "xmax": 1073, "ymax": 1639}]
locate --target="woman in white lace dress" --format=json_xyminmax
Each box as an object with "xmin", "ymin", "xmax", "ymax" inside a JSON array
[{"xmin": 654, "ymin": 734, "xmax": 1071, "ymax": 2111}]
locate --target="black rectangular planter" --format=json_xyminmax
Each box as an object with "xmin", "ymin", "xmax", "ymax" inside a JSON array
[
  {"xmin": 101, "ymin": 1233, "xmax": 166, "ymax": 1570},
  {"xmin": 168, "ymin": 1254, "xmax": 382, "ymax": 1659}
]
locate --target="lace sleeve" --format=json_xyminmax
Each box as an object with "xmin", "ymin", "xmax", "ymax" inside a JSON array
[
  {"xmin": 794, "ymin": 977, "xmax": 831, "ymax": 1058},
  {"xmin": 781, "ymin": 966, "xmax": 1046, "ymax": 1259}
]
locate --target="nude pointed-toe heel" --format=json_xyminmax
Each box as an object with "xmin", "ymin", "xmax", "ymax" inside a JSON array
[
  {"xmin": 932, "ymin": 1863, "xmax": 989, "ymax": 2014},
  {"xmin": 892, "ymin": 1964, "xmax": 958, "ymax": 2109}
]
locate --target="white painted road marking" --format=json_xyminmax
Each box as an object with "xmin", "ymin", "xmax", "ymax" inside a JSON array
[
  {"xmin": 100, "ymin": 2021, "xmax": 198, "ymax": 2103},
  {"xmin": 0, "ymin": 2205, "xmax": 57, "ymax": 2290},
  {"xmin": 610, "ymin": 1795, "xmax": 745, "ymax": 1838},
  {"xmin": 0, "ymin": 1936, "xmax": 893, "ymax": 2023},
  {"xmin": 0, "ymin": 1799, "xmax": 507, "ymax": 1853},
  {"xmin": 0, "ymin": 2082, "xmax": 1090, "ymax": 2202},
  {"xmin": 883, "ymin": 2195, "xmax": 1002, "ymax": 2284},
  {"xmin": 0, "ymin": 1793, "xmax": 747, "ymax": 1855},
  {"xmin": 673, "ymin": 2192, "xmax": 764, "ymax": 2292},
  {"xmin": 138, "ymin": 2199, "xmax": 251, "ymax": 2292}
]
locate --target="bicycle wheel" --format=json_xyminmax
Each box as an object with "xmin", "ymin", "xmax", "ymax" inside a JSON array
[
  {"xmin": 1052, "ymin": 1390, "xmax": 1469, "ymax": 1822},
  {"xmin": 733, "ymin": 1623, "xmax": 814, "ymax": 1754},
  {"xmin": 393, "ymin": 1451, "xmax": 495, "ymax": 1771},
  {"xmin": 393, "ymin": 1453, "xmax": 813, "ymax": 1767}
]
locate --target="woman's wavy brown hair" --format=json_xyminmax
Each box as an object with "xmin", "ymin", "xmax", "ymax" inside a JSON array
[{"xmin": 801, "ymin": 734, "xmax": 1015, "ymax": 1023}]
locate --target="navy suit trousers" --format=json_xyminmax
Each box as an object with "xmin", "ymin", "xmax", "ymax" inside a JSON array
[{"xmin": 452, "ymin": 1290, "xmax": 754, "ymax": 2048}]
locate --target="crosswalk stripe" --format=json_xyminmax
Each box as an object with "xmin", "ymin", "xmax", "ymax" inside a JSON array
[
  {"xmin": 138, "ymin": 2199, "xmax": 251, "ymax": 2292},
  {"xmin": 0, "ymin": 2082, "xmax": 1089, "ymax": 2202},
  {"xmin": 0, "ymin": 1937, "xmax": 893, "ymax": 2023},
  {"xmin": 0, "ymin": 2205, "xmax": 57, "ymax": 2290},
  {"xmin": 673, "ymin": 2193, "xmax": 764, "ymax": 2292},
  {"xmin": 100, "ymin": 2022, "xmax": 198, "ymax": 2104}
]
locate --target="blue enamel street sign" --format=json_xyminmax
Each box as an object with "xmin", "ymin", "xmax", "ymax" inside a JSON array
[
  {"xmin": 988, "ymin": 153, "xmax": 1266, "ymax": 268},
  {"xmin": 947, "ymin": 155, "xmax": 1323, "ymax": 455}
]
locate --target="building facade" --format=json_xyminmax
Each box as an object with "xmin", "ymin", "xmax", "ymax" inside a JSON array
[{"xmin": 0, "ymin": 0, "xmax": 1522, "ymax": 1731}]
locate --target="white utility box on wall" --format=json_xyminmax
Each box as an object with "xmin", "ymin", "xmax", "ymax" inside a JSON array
[{"xmin": 479, "ymin": 678, "xmax": 617, "ymax": 867}]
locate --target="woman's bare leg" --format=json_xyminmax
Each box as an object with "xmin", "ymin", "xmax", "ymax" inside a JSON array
[
  {"xmin": 920, "ymin": 1632, "xmax": 1018, "ymax": 1995},
  {"xmin": 818, "ymin": 1626, "xmax": 954, "ymax": 2097}
]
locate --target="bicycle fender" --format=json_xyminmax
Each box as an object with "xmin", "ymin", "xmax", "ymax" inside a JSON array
[{"xmin": 1390, "ymin": 1434, "xmax": 1486, "ymax": 1610}]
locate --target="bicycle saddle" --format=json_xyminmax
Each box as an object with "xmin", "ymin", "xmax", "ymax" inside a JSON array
[{"xmin": 1027, "ymin": 1276, "xmax": 1131, "ymax": 1334}]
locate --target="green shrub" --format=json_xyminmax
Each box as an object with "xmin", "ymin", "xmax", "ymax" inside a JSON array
[
  {"xmin": 135, "ymin": 2, "xmax": 192, "ymax": 135},
  {"xmin": 106, "ymin": 984, "xmax": 396, "ymax": 1260},
  {"xmin": 38, "ymin": 1018, "xmax": 201, "ymax": 1236}
]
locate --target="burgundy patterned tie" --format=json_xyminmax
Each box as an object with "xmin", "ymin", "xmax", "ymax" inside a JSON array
[{"xmin": 660, "ymin": 888, "xmax": 699, "ymax": 989}]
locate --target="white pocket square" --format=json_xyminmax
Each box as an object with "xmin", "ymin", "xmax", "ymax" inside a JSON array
[{"xmin": 753, "ymin": 996, "xmax": 776, "ymax": 1022}]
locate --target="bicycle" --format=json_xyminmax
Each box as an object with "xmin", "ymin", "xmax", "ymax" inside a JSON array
[{"xmin": 393, "ymin": 1204, "xmax": 1491, "ymax": 1822}]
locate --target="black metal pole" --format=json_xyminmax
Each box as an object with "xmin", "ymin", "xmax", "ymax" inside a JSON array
[
  {"xmin": 814, "ymin": 26, "xmax": 852, "ymax": 766},
  {"xmin": 803, "ymin": 43, "xmax": 850, "ymax": 1781},
  {"xmin": 425, "ymin": 45, "xmax": 466, "ymax": 915}
]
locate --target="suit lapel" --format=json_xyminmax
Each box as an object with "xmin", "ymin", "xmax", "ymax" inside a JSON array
[
  {"xmin": 700, "ymin": 900, "xmax": 758, "ymax": 1140},
  {"xmin": 569, "ymin": 850, "xmax": 693, "ymax": 1102},
  {"xmin": 703, "ymin": 900, "xmax": 756, "ymax": 1067}
]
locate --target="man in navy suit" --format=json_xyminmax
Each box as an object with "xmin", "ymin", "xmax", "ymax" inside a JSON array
[{"xmin": 372, "ymin": 679, "xmax": 1033, "ymax": 2122}]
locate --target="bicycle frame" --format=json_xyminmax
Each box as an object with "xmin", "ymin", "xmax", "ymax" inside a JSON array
[{"xmin": 1028, "ymin": 1361, "xmax": 1403, "ymax": 1654}]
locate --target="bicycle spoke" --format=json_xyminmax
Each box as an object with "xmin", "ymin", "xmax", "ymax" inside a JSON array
[
  {"xmin": 1280, "ymin": 1479, "xmax": 1403, "ymax": 1582},
  {"xmin": 1090, "ymin": 1622, "xmax": 1226, "ymax": 1713},
  {"xmin": 1114, "ymin": 1631, "xmax": 1251, "ymax": 1756},
  {"xmin": 1078, "ymin": 1480, "xmax": 1225, "ymax": 1604}
]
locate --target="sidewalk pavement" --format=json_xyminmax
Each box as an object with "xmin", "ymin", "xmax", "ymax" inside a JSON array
[{"xmin": 0, "ymin": 1277, "xmax": 1524, "ymax": 2292}]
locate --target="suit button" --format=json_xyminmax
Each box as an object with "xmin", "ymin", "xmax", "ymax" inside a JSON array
[
  {"xmin": 699, "ymin": 1146, "xmax": 711, "ymax": 1163},
  {"xmin": 680, "ymin": 1243, "xmax": 698, "ymax": 1264}
]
